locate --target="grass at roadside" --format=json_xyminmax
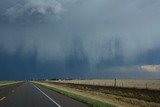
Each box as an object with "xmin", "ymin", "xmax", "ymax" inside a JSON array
[
  {"xmin": 0, "ymin": 81, "xmax": 20, "ymax": 86},
  {"xmin": 35, "ymin": 82, "xmax": 115, "ymax": 107},
  {"xmin": 46, "ymin": 81, "xmax": 160, "ymax": 104}
]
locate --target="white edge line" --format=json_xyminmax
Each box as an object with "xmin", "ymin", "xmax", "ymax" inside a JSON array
[{"xmin": 32, "ymin": 83, "xmax": 61, "ymax": 107}]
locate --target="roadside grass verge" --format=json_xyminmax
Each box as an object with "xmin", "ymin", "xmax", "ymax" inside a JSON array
[
  {"xmin": 0, "ymin": 81, "xmax": 21, "ymax": 86},
  {"xmin": 46, "ymin": 81, "xmax": 160, "ymax": 104},
  {"xmin": 35, "ymin": 82, "xmax": 115, "ymax": 107}
]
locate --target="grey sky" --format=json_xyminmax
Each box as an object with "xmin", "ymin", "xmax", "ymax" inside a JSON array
[{"xmin": 0, "ymin": 0, "xmax": 160, "ymax": 79}]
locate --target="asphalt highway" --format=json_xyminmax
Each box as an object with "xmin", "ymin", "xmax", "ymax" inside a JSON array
[{"xmin": 0, "ymin": 82, "xmax": 88, "ymax": 107}]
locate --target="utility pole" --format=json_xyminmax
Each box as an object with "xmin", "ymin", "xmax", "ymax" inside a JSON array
[{"xmin": 114, "ymin": 78, "xmax": 117, "ymax": 87}]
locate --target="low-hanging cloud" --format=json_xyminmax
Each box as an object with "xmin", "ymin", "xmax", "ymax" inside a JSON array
[
  {"xmin": 0, "ymin": 0, "xmax": 160, "ymax": 67},
  {"xmin": 5, "ymin": 0, "xmax": 63, "ymax": 23}
]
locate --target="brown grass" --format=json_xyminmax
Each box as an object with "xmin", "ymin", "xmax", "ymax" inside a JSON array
[
  {"xmin": 36, "ymin": 81, "xmax": 160, "ymax": 107},
  {"xmin": 52, "ymin": 79, "xmax": 160, "ymax": 90}
]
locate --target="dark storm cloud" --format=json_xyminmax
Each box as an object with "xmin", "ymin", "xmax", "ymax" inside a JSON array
[
  {"xmin": 4, "ymin": 0, "xmax": 63, "ymax": 23},
  {"xmin": 0, "ymin": 0, "xmax": 160, "ymax": 67}
]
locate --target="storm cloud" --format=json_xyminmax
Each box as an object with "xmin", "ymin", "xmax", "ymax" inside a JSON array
[{"xmin": 0, "ymin": 0, "xmax": 160, "ymax": 79}]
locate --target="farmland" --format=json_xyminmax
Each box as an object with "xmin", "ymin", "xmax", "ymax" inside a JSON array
[
  {"xmin": 36, "ymin": 79, "xmax": 160, "ymax": 107},
  {"xmin": 54, "ymin": 79, "xmax": 160, "ymax": 90}
]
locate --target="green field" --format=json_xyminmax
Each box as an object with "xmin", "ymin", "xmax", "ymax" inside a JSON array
[{"xmin": 0, "ymin": 81, "xmax": 20, "ymax": 86}]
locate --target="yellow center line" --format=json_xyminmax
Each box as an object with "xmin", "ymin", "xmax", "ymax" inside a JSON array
[{"xmin": 0, "ymin": 97, "xmax": 6, "ymax": 101}]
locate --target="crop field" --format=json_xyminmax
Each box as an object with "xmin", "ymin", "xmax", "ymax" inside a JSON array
[
  {"xmin": 53, "ymin": 79, "xmax": 160, "ymax": 90},
  {"xmin": 40, "ymin": 80, "xmax": 160, "ymax": 107},
  {"xmin": 46, "ymin": 80, "xmax": 160, "ymax": 103}
]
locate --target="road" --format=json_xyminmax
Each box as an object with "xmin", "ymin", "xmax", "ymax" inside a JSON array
[{"xmin": 0, "ymin": 82, "xmax": 88, "ymax": 107}]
